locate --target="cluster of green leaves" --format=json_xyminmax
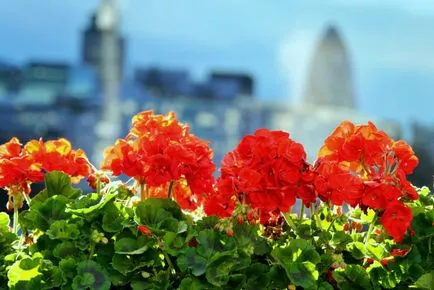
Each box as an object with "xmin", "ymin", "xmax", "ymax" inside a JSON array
[
  {"xmin": 2, "ymin": 172, "xmax": 433, "ymax": 289},
  {"xmin": 0, "ymin": 212, "xmax": 17, "ymax": 290}
]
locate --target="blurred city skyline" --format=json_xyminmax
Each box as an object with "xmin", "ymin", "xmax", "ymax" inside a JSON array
[{"xmin": 1, "ymin": 0, "xmax": 434, "ymax": 130}]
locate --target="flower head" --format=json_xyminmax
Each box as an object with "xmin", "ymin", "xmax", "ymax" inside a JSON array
[
  {"xmin": 102, "ymin": 111, "xmax": 215, "ymax": 210},
  {"xmin": 204, "ymin": 128, "xmax": 313, "ymax": 223}
]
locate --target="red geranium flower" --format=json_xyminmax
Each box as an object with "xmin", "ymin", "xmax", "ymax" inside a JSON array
[
  {"xmin": 102, "ymin": 111, "xmax": 215, "ymax": 211},
  {"xmin": 204, "ymin": 128, "xmax": 313, "ymax": 223},
  {"xmin": 24, "ymin": 138, "xmax": 92, "ymax": 183},
  {"xmin": 380, "ymin": 201, "xmax": 412, "ymax": 242}
]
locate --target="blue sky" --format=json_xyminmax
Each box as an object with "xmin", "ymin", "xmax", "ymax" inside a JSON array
[{"xmin": 1, "ymin": 0, "xmax": 434, "ymax": 128}]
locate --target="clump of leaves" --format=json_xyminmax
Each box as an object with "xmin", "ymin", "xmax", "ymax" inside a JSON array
[{"xmin": 2, "ymin": 173, "xmax": 434, "ymax": 289}]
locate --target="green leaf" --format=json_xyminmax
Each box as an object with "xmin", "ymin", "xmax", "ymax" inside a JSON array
[
  {"xmin": 271, "ymin": 239, "xmax": 321, "ymax": 288},
  {"xmin": 413, "ymin": 271, "xmax": 433, "ymax": 290},
  {"xmin": 71, "ymin": 260, "xmax": 110, "ymax": 290},
  {"xmin": 267, "ymin": 265, "xmax": 290, "ymax": 289},
  {"xmin": 67, "ymin": 193, "xmax": 117, "ymax": 216},
  {"xmin": 346, "ymin": 242, "xmax": 367, "ymax": 259},
  {"xmin": 287, "ymin": 261, "xmax": 319, "ymax": 289},
  {"xmin": 245, "ymin": 263, "xmax": 269, "ymax": 290},
  {"xmin": 177, "ymin": 248, "xmax": 208, "ymax": 276},
  {"xmin": 34, "ymin": 171, "xmax": 82, "ymax": 204},
  {"xmin": 137, "ymin": 198, "xmax": 183, "ymax": 220},
  {"xmin": 7, "ymin": 257, "xmax": 41, "ymax": 288},
  {"xmin": 102, "ymin": 203, "xmax": 127, "ymax": 233},
  {"xmin": 367, "ymin": 261, "xmax": 400, "ymax": 289},
  {"xmin": 366, "ymin": 244, "xmax": 386, "ymax": 260},
  {"xmin": 59, "ymin": 257, "xmax": 77, "ymax": 280},
  {"xmin": 196, "ymin": 230, "xmax": 233, "ymax": 260},
  {"xmin": 135, "ymin": 202, "xmax": 179, "ymax": 234},
  {"xmin": 179, "ymin": 277, "xmax": 213, "ymax": 290},
  {"xmin": 111, "ymin": 253, "xmax": 155, "ymax": 275},
  {"xmin": 333, "ymin": 265, "xmax": 372, "ymax": 290},
  {"xmin": 319, "ymin": 281, "xmax": 335, "ymax": 290},
  {"xmin": 233, "ymin": 223, "xmax": 270, "ymax": 256},
  {"xmin": 163, "ymin": 232, "xmax": 186, "ymax": 256},
  {"xmin": 205, "ymin": 252, "xmax": 236, "ymax": 286},
  {"xmin": 0, "ymin": 212, "xmax": 10, "ymax": 230},
  {"xmin": 114, "ymin": 236, "xmax": 151, "ymax": 255},
  {"xmin": 22, "ymin": 196, "xmax": 70, "ymax": 231},
  {"xmin": 332, "ymin": 231, "xmax": 353, "ymax": 250},
  {"xmin": 53, "ymin": 241, "xmax": 79, "ymax": 259},
  {"xmin": 46, "ymin": 220, "xmax": 80, "ymax": 240},
  {"xmin": 131, "ymin": 271, "xmax": 170, "ymax": 290}
]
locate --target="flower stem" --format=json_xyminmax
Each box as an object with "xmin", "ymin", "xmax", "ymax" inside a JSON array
[
  {"xmin": 13, "ymin": 205, "xmax": 19, "ymax": 235},
  {"xmin": 167, "ymin": 181, "xmax": 175, "ymax": 199},
  {"xmin": 163, "ymin": 251, "xmax": 176, "ymax": 274},
  {"xmin": 282, "ymin": 212, "xmax": 296, "ymax": 229},
  {"xmin": 139, "ymin": 182, "xmax": 146, "ymax": 201},
  {"xmin": 326, "ymin": 216, "xmax": 337, "ymax": 232},
  {"xmin": 22, "ymin": 193, "xmax": 31, "ymax": 207},
  {"xmin": 364, "ymin": 215, "xmax": 377, "ymax": 244},
  {"xmin": 299, "ymin": 203, "xmax": 305, "ymax": 220},
  {"xmin": 89, "ymin": 242, "xmax": 95, "ymax": 259}
]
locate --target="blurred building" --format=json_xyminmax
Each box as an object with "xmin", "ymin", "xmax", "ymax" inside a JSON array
[
  {"xmin": 134, "ymin": 67, "xmax": 193, "ymax": 96},
  {"xmin": 409, "ymin": 123, "xmax": 434, "ymax": 188},
  {"xmin": 304, "ymin": 25, "xmax": 356, "ymax": 108},
  {"xmin": 82, "ymin": 1, "xmax": 125, "ymax": 81},
  {"xmin": 0, "ymin": 61, "xmax": 21, "ymax": 95},
  {"xmin": 0, "ymin": 62, "xmax": 101, "ymax": 159},
  {"xmin": 0, "ymin": 5, "xmax": 404, "ymax": 175}
]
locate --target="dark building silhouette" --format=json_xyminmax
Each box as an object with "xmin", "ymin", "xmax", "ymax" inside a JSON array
[
  {"xmin": 0, "ymin": 61, "xmax": 22, "ymax": 93},
  {"xmin": 409, "ymin": 123, "xmax": 434, "ymax": 189},
  {"xmin": 209, "ymin": 72, "xmax": 254, "ymax": 97},
  {"xmin": 24, "ymin": 62, "xmax": 70, "ymax": 90},
  {"xmin": 135, "ymin": 67, "xmax": 192, "ymax": 96}
]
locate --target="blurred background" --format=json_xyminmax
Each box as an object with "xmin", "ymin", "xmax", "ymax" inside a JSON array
[{"xmin": 0, "ymin": 0, "xmax": 433, "ymax": 189}]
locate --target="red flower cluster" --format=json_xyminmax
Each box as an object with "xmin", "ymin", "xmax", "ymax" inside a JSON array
[
  {"xmin": 315, "ymin": 121, "xmax": 418, "ymax": 242},
  {"xmin": 24, "ymin": 138, "xmax": 92, "ymax": 184},
  {"xmin": 0, "ymin": 138, "xmax": 43, "ymax": 194},
  {"xmin": 0, "ymin": 137, "xmax": 92, "ymax": 196},
  {"xmin": 204, "ymin": 128, "xmax": 314, "ymax": 223},
  {"xmin": 101, "ymin": 111, "xmax": 215, "ymax": 210}
]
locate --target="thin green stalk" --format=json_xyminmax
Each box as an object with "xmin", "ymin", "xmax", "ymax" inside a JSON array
[
  {"xmin": 299, "ymin": 203, "xmax": 305, "ymax": 220},
  {"xmin": 326, "ymin": 216, "xmax": 338, "ymax": 232},
  {"xmin": 364, "ymin": 215, "xmax": 377, "ymax": 244},
  {"xmin": 167, "ymin": 181, "xmax": 175, "ymax": 199},
  {"xmin": 163, "ymin": 251, "xmax": 176, "ymax": 274},
  {"xmin": 282, "ymin": 212, "xmax": 297, "ymax": 229},
  {"xmin": 89, "ymin": 242, "xmax": 95, "ymax": 259},
  {"xmin": 22, "ymin": 192, "xmax": 31, "ymax": 207},
  {"xmin": 13, "ymin": 205, "xmax": 19, "ymax": 235},
  {"xmin": 311, "ymin": 204, "xmax": 323, "ymax": 231}
]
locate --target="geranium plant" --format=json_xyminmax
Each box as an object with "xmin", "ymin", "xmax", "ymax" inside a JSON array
[{"xmin": 0, "ymin": 111, "xmax": 432, "ymax": 290}]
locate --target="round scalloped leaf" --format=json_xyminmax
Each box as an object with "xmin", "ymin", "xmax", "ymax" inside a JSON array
[{"xmin": 72, "ymin": 260, "xmax": 110, "ymax": 290}]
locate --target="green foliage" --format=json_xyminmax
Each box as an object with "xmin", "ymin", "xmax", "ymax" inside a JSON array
[{"xmin": 1, "ymin": 172, "xmax": 433, "ymax": 289}]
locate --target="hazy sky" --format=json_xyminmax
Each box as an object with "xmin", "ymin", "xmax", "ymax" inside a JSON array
[{"xmin": 1, "ymin": 0, "xmax": 434, "ymax": 128}]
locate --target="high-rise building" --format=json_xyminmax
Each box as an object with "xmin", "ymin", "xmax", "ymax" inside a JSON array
[
  {"xmin": 303, "ymin": 25, "xmax": 356, "ymax": 108},
  {"xmin": 82, "ymin": 1, "xmax": 125, "ymax": 81},
  {"xmin": 82, "ymin": 0, "xmax": 124, "ymax": 162}
]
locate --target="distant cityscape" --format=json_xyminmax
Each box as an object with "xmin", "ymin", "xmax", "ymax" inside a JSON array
[{"xmin": 0, "ymin": 0, "xmax": 432, "ymax": 188}]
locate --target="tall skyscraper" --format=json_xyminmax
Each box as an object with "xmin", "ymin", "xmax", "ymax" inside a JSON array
[
  {"xmin": 82, "ymin": 0, "xmax": 124, "ymax": 163},
  {"xmin": 303, "ymin": 25, "xmax": 356, "ymax": 109}
]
